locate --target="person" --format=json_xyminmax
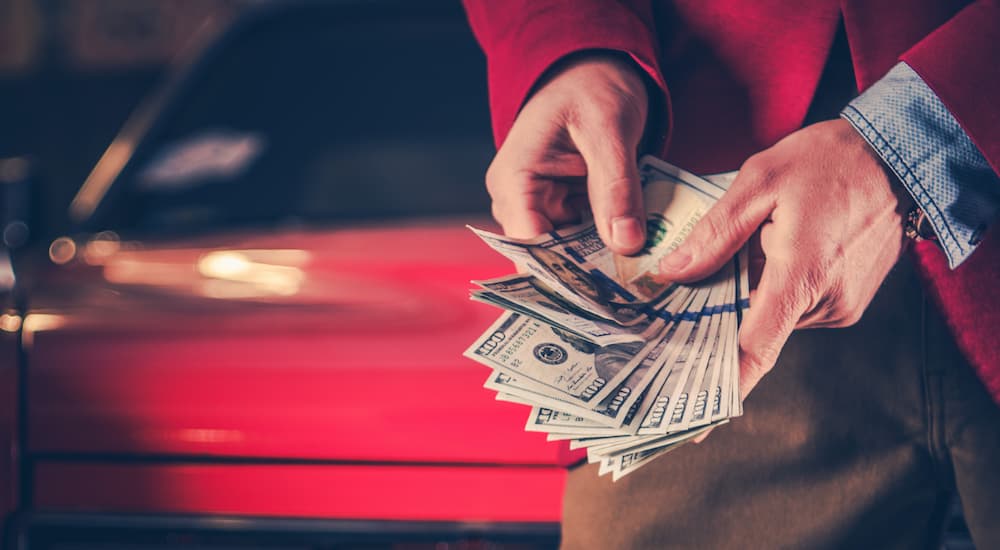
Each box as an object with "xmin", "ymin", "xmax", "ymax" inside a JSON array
[{"xmin": 462, "ymin": 1, "xmax": 1000, "ymax": 548}]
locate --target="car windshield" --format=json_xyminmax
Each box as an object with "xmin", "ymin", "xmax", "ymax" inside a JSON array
[{"xmin": 96, "ymin": 5, "xmax": 494, "ymax": 234}]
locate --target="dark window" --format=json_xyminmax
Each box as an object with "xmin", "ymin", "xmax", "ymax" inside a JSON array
[{"xmin": 101, "ymin": 4, "xmax": 493, "ymax": 234}]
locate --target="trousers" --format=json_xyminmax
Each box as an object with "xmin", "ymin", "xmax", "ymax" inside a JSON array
[{"xmin": 561, "ymin": 257, "xmax": 1000, "ymax": 549}]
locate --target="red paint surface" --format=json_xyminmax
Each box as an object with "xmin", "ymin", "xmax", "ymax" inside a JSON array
[
  {"xmin": 30, "ymin": 335, "xmax": 575, "ymax": 464},
  {"xmin": 34, "ymin": 462, "xmax": 566, "ymax": 522},
  {"xmin": 26, "ymin": 223, "xmax": 583, "ymax": 520},
  {"xmin": 25, "ymin": 223, "xmax": 585, "ymax": 523}
]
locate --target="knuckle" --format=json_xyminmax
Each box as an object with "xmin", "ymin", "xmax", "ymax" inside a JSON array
[
  {"xmin": 490, "ymin": 201, "xmax": 508, "ymax": 228},
  {"xmin": 484, "ymin": 161, "xmax": 505, "ymax": 197},
  {"xmin": 601, "ymin": 175, "xmax": 637, "ymax": 195},
  {"xmin": 801, "ymin": 267, "xmax": 829, "ymax": 297},
  {"xmin": 562, "ymin": 100, "xmax": 585, "ymax": 132},
  {"xmin": 737, "ymin": 155, "xmax": 766, "ymax": 184},
  {"xmin": 817, "ymin": 277, "xmax": 867, "ymax": 328},
  {"xmin": 486, "ymin": 164, "xmax": 531, "ymax": 200},
  {"xmin": 738, "ymin": 154, "xmax": 780, "ymax": 190},
  {"xmin": 577, "ymin": 95, "xmax": 639, "ymax": 141}
]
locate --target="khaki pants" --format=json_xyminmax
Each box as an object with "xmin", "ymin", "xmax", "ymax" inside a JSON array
[{"xmin": 561, "ymin": 258, "xmax": 1000, "ymax": 549}]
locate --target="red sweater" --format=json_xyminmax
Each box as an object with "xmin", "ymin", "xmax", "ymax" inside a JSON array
[{"xmin": 463, "ymin": 0, "xmax": 1000, "ymax": 405}]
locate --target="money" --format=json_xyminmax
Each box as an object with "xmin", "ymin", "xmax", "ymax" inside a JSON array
[
  {"xmin": 471, "ymin": 273, "xmax": 666, "ymax": 345},
  {"xmin": 465, "ymin": 156, "xmax": 750, "ymax": 480}
]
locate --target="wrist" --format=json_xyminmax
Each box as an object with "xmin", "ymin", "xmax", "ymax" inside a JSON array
[
  {"xmin": 529, "ymin": 50, "xmax": 650, "ymax": 142},
  {"xmin": 535, "ymin": 50, "xmax": 647, "ymax": 101},
  {"xmin": 840, "ymin": 118, "xmax": 920, "ymax": 238}
]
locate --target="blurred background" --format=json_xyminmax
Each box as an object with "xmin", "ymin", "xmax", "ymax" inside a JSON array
[
  {"xmin": 2, "ymin": 0, "xmax": 257, "ymax": 240},
  {"xmin": 0, "ymin": 0, "xmax": 496, "ymax": 243}
]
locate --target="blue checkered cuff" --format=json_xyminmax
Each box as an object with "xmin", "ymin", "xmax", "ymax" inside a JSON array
[{"xmin": 841, "ymin": 62, "xmax": 999, "ymax": 269}]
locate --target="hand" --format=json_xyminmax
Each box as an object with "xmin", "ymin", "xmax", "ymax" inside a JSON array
[
  {"xmin": 660, "ymin": 119, "xmax": 913, "ymax": 401},
  {"xmin": 486, "ymin": 53, "xmax": 650, "ymax": 254}
]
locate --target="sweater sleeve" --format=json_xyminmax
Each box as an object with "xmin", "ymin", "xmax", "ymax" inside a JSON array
[
  {"xmin": 461, "ymin": 0, "xmax": 670, "ymax": 148},
  {"xmin": 900, "ymin": 0, "xmax": 1000, "ymax": 177}
]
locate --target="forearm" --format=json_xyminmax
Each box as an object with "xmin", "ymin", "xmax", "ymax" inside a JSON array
[{"xmin": 461, "ymin": 0, "xmax": 670, "ymax": 148}]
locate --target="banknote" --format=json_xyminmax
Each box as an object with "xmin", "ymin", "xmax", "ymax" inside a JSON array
[
  {"xmin": 465, "ymin": 311, "xmax": 647, "ymax": 404},
  {"xmin": 470, "ymin": 273, "xmax": 667, "ymax": 345},
  {"xmin": 465, "ymin": 157, "xmax": 750, "ymax": 480},
  {"xmin": 468, "ymin": 158, "xmax": 718, "ymax": 324}
]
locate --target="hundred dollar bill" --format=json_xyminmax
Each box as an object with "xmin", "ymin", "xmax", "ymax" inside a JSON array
[
  {"xmin": 466, "ymin": 312, "xmax": 648, "ymax": 407},
  {"xmin": 584, "ymin": 424, "xmax": 706, "ymax": 460},
  {"xmin": 641, "ymin": 156, "xmax": 728, "ymax": 201},
  {"xmin": 468, "ymin": 225, "xmax": 650, "ymax": 325},
  {"xmin": 600, "ymin": 423, "xmax": 720, "ymax": 481},
  {"xmin": 520, "ymin": 291, "xmax": 699, "ymax": 431},
  {"xmin": 571, "ymin": 282, "xmax": 733, "ymax": 454},
  {"xmin": 574, "ymin": 432, "xmax": 665, "ymax": 453},
  {"xmin": 470, "ymin": 273, "xmax": 672, "ymax": 345},
  {"xmin": 609, "ymin": 291, "xmax": 701, "ymax": 425},
  {"xmin": 706, "ymin": 294, "xmax": 736, "ymax": 424},
  {"xmin": 489, "ymin": 369, "xmax": 641, "ymax": 428},
  {"xmin": 709, "ymin": 262, "xmax": 742, "ymax": 423},
  {"xmin": 674, "ymin": 274, "xmax": 732, "ymax": 430},
  {"xmin": 466, "ymin": 158, "xmax": 753, "ymax": 480},
  {"xmin": 642, "ymin": 283, "xmax": 721, "ymax": 435},
  {"xmin": 525, "ymin": 407, "xmax": 626, "ymax": 436},
  {"xmin": 507, "ymin": 325, "xmax": 667, "ymax": 429},
  {"xmin": 487, "ymin": 373, "xmax": 617, "ymax": 425},
  {"xmin": 624, "ymin": 288, "xmax": 711, "ymax": 434}
]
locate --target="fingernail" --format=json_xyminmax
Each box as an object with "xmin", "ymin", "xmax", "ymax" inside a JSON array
[
  {"xmin": 611, "ymin": 216, "xmax": 643, "ymax": 250},
  {"xmin": 661, "ymin": 248, "xmax": 691, "ymax": 272}
]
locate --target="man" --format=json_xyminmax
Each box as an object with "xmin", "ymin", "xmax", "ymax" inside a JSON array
[{"xmin": 462, "ymin": 1, "xmax": 1000, "ymax": 548}]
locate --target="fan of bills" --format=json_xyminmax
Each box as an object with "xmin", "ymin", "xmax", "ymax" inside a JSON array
[{"xmin": 464, "ymin": 156, "xmax": 750, "ymax": 480}]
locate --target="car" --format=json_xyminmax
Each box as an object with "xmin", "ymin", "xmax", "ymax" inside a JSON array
[{"xmin": 1, "ymin": 1, "xmax": 580, "ymax": 547}]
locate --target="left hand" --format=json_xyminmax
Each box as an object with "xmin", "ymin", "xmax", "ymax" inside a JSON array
[{"xmin": 659, "ymin": 119, "xmax": 914, "ymax": 402}]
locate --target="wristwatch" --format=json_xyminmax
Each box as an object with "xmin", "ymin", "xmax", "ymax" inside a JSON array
[{"xmin": 904, "ymin": 207, "xmax": 938, "ymax": 243}]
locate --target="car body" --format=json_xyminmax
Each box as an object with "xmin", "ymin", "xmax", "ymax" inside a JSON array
[{"xmin": 1, "ymin": 2, "xmax": 576, "ymax": 546}]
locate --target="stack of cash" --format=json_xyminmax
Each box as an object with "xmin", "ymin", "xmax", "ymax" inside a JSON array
[{"xmin": 464, "ymin": 157, "xmax": 750, "ymax": 480}]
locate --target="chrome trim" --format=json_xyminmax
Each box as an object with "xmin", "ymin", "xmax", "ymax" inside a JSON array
[{"xmin": 68, "ymin": 18, "xmax": 229, "ymax": 224}]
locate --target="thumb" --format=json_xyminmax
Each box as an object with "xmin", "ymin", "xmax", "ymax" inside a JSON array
[
  {"xmin": 659, "ymin": 172, "xmax": 773, "ymax": 282},
  {"xmin": 572, "ymin": 117, "xmax": 646, "ymax": 255}
]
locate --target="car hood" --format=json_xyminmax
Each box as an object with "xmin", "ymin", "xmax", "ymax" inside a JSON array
[{"xmin": 25, "ymin": 218, "xmax": 578, "ymax": 466}]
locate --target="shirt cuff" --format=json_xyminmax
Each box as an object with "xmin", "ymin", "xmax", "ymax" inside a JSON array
[{"xmin": 841, "ymin": 62, "xmax": 999, "ymax": 269}]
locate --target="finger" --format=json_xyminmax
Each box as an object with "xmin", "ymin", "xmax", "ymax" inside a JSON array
[
  {"xmin": 494, "ymin": 203, "xmax": 554, "ymax": 239},
  {"xmin": 659, "ymin": 169, "xmax": 775, "ymax": 283},
  {"xmin": 571, "ymin": 114, "xmax": 646, "ymax": 255},
  {"xmin": 737, "ymin": 259, "xmax": 810, "ymax": 400},
  {"xmin": 488, "ymin": 168, "xmax": 583, "ymax": 238},
  {"xmin": 692, "ymin": 426, "xmax": 715, "ymax": 444}
]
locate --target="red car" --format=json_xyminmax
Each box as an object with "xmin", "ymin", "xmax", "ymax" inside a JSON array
[{"xmin": 1, "ymin": 2, "xmax": 576, "ymax": 547}]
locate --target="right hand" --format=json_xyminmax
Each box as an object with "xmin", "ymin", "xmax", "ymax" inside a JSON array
[{"xmin": 486, "ymin": 53, "xmax": 650, "ymax": 255}]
